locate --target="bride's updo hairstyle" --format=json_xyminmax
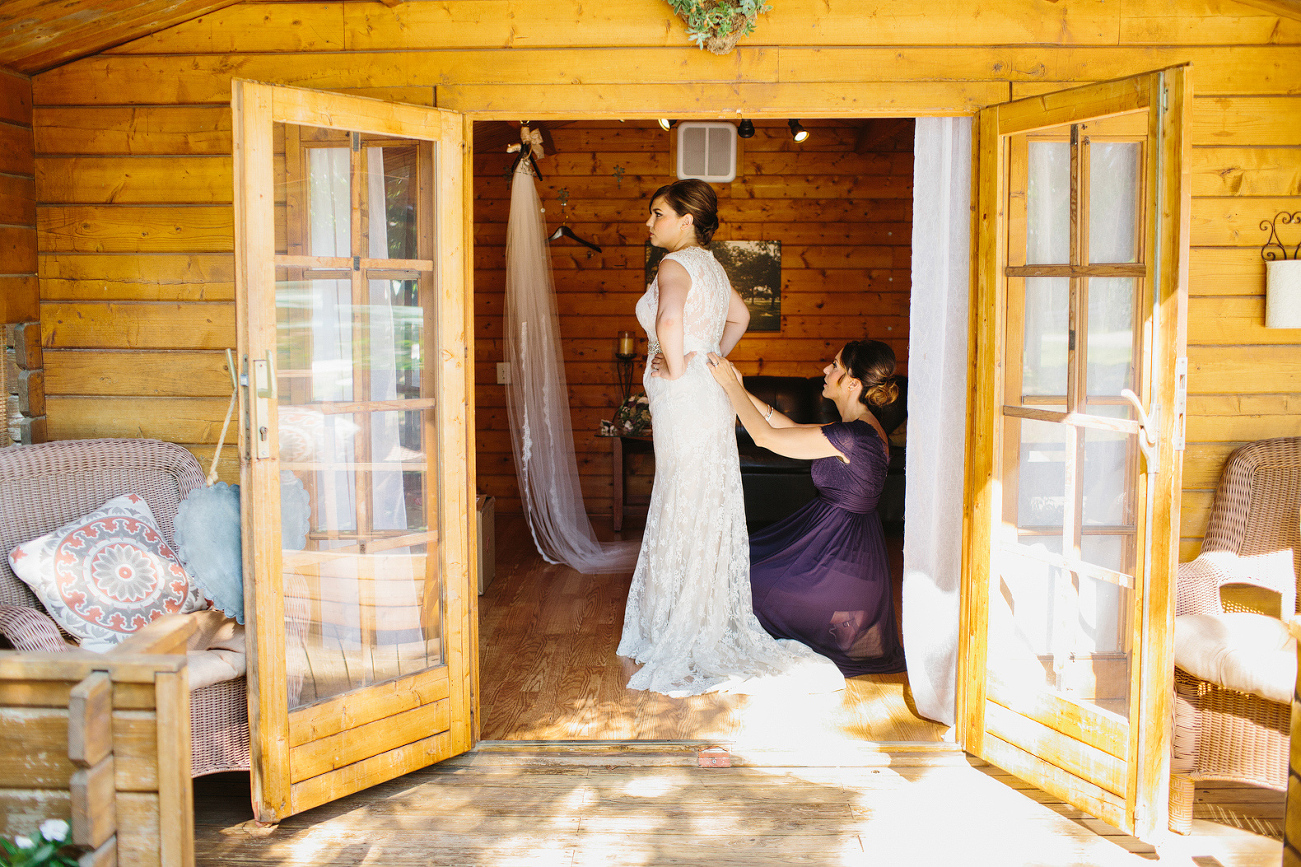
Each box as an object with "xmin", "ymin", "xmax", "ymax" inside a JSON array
[
  {"xmin": 841, "ymin": 339, "xmax": 900, "ymax": 409},
  {"xmin": 650, "ymin": 179, "xmax": 720, "ymax": 246}
]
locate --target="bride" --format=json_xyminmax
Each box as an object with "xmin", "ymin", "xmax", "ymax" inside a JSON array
[{"xmin": 616, "ymin": 179, "xmax": 844, "ymax": 697}]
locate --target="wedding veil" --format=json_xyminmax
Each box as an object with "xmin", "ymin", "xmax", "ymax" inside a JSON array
[{"xmin": 504, "ymin": 159, "xmax": 639, "ymax": 574}]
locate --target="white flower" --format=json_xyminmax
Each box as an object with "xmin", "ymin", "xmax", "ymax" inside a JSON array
[
  {"xmin": 40, "ymin": 818, "xmax": 70, "ymax": 840},
  {"xmin": 13, "ymin": 835, "xmax": 32, "ymax": 848}
]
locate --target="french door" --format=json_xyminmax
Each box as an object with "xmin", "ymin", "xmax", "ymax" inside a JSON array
[
  {"xmin": 233, "ymin": 81, "xmax": 476, "ymax": 823},
  {"xmin": 960, "ymin": 67, "xmax": 1190, "ymax": 840}
]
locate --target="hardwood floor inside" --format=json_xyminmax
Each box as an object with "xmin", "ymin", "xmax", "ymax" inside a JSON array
[{"xmin": 477, "ymin": 514, "xmax": 947, "ymax": 747}]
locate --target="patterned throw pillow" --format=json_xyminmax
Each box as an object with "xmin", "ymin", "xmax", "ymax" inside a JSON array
[{"xmin": 9, "ymin": 494, "xmax": 208, "ymax": 651}]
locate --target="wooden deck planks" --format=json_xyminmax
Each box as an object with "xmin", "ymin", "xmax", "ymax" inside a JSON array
[{"xmin": 192, "ymin": 747, "xmax": 1285, "ymax": 866}]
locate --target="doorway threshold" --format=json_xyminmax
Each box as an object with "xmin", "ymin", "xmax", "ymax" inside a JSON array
[{"xmin": 471, "ymin": 738, "xmax": 962, "ymax": 769}]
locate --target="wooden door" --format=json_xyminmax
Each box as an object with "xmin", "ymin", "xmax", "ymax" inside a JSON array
[
  {"xmin": 959, "ymin": 67, "xmax": 1190, "ymax": 840},
  {"xmin": 233, "ymin": 81, "xmax": 475, "ymax": 823}
]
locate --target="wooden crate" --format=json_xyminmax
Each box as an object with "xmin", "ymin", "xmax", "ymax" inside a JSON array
[{"xmin": 0, "ymin": 645, "xmax": 195, "ymax": 866}]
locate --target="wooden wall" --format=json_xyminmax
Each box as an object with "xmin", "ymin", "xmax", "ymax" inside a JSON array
[
  {"xmin": 23, "ymin": 0, "xmax": 1301, "ymax": 553},
  {"xmin": 473, "ymin": 119, "xmax": 913, "ymax": 515},
  {"xmin": 0, "ymin": 68, "xmax": 36, "ymax": 324}
]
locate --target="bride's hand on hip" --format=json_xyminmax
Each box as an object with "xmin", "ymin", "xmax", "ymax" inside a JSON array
[
  {"xmin": 650, "ymin": 350, "xmax": 696, "ymax": 379},
  {"xmin": 706, "ymin": 352, "xmax": 742, "ymax": 389}
]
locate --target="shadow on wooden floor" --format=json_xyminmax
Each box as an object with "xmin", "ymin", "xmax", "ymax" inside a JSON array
[{"xmin": 193, "ymin": 746, "xmax": 1283, "ymax": 867}]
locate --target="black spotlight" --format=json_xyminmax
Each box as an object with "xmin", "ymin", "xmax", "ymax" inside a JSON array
[
  {"xmin": 658, "ymin": 118, "xmax": 676, "ymax": 131},
  {"xmin": 737, "ymin": 119, "xmax": 755, "ymax": 138},
  {"xmin": 788, "ymin": 119, "xmax": 809, "ymax": 143}
]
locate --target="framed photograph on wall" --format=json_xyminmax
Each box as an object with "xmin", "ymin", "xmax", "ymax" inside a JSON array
[{"xmin": 645, "ymin": 240, "xmax": 781, "ymax": 332}]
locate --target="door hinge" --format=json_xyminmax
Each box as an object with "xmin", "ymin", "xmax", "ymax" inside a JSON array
[
  {"xmin": 353, "ymin": 256, "xmax": 361, "ymax": 271},
  {"xmin": 1173, "ymin": 357, "xmax": 1188, "ymax": 451},
  {"xmin": 351, "ymin": 131, "xmax": 361, "ymax": 152},
  {"xmin": 1161, "ymin": 85, "xmax": 1169, "ymax": 112}
]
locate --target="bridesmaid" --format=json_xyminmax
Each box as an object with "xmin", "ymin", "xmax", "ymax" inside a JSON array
[{"xmin": 706, "ymin": 339, "xmax": 906, "ymax": 676}]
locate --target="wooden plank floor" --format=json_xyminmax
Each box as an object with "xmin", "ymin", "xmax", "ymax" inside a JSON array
[
  {"xmin": 478, "ymin": 515, "xmax": 947, "ymax": 746},
  {"xmin": 193, "ymin": 746, "xmax": 1284, "ymax": 866}
]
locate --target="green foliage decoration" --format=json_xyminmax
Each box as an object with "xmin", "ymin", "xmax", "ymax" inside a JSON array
[
  {"xmin": 666, "ymin": 0, "xmax": 772, "ymax": 54},
  {"xmin": 1, "ymin": 820, "xmax": 81, "ymax": 866}
]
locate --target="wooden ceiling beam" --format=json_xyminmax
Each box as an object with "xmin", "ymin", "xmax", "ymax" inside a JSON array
[
  {"xmin": 1235, "ymin": 0, "xmax": 1301, "ymax": 20},
  {"xmin": 0, "ymin": 0, "xmax": 243, "ymax": 74}
]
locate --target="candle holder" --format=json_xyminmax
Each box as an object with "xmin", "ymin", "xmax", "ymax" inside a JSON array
[
  {"xmin": 1262, "ymin": 211, "xmax": 1301, "ymax": 328},
  {"xmin": 615, "ymin": 331, "xmax": 637, "ymax": 403}
]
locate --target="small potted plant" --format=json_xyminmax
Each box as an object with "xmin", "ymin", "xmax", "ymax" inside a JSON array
[{"xmin": 667, "ymin": 0, "xmax": 772, "ymax": 54}]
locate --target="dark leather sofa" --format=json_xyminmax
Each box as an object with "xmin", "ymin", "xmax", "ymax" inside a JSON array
[{"xmin": 738, "ymin": 375, "xmax": 907, "ymax": 529}]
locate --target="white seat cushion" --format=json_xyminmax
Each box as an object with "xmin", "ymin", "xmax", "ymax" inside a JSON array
[
  {"xmin": 1174, "ymin": 612, "xmax": 1296, "ymax": 705},
  {"xmin": 183, "ymin": 609, "xmax": 247, "ymax": 691}
]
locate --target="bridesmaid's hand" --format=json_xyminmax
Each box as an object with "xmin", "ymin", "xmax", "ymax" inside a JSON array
[{"xmin": 706, "ymin": 352, "xmax": 742, "ymax": 389}]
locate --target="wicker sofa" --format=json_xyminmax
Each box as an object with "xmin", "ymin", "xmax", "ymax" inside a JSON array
[
  {"xmin": 1169, "ymin": 436, "xmax": 1301, "ymax": 833},
  {"xmin": 738, "ymin": 375, "xmax": 907, "ymax": 527},
  {"xmin": 0, "ymin": 438, "xmax": 250, "ymax": 778}
]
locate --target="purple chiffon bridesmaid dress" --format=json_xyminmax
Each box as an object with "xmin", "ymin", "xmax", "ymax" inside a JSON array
[{"xmin": 749, "ymin": 419, "xmax": 906, "ymax": 676}]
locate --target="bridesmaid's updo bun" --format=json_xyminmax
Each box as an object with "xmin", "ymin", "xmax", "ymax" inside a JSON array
[
  {"xmin": 650, "ymin": 179, "xmax": 720, "ymax": 246},
  {"xmin": 841, "ymin": 339, "xmax": 900, "ymax": 409}
]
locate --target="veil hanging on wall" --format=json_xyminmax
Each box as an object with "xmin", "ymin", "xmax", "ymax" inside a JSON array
[{"xmin": 504, "ymin": 139, "xmax": 639, "ymax": 574}]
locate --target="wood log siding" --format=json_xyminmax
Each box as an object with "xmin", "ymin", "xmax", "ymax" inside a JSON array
[
  {"xmin": 0, "ymin": 68, "xmax": 37, "ymax": 325},
  {"xmin": 23, "ymin": 0, "xmax": 1301, "ymax": 544}
]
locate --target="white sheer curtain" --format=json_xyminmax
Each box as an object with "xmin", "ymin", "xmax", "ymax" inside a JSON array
[
  {"xmin": 902, "ymin": 117, "xmax": 972, "ymax": 727},
  {"xmin": 505, "ymin": 163, "xmax": 639, "ymax": 573},
  {"xmin": 306, "ymin": 147, "xmax": 409, "ymax": 538}
]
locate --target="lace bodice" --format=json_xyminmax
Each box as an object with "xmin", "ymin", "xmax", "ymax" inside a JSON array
[{"xmin": 635, "ymin": 246, "xmax": 730, "ymax": 357}]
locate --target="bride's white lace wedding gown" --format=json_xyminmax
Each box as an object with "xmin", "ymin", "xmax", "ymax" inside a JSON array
[{"xmin": 616, "ymin": 246, "xmax": 845, "ymax": 697}]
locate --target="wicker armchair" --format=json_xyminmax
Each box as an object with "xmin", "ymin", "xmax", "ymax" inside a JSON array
[
  {"xmin": 0, "ymin": 438, "xmax": 250, "ymax": 777},
  {"xmin": 1170, "ymin": 436, "xmax": 1301, "ymax": 833}
]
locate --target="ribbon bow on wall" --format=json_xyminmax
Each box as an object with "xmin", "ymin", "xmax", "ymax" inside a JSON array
[
  {"xmin": 507, "ymin": 125, "xmax": 546, "ymax": 160},
  {"xmin": 507, "ymin": 125, "xmax": 546, "ymax": 180}
]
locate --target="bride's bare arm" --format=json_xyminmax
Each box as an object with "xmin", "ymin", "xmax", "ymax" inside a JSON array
[
  {"xmin": 654, "ymin": 260, "xmax": 690, "ymax": 380},
  {"xmin": 706, "ymin": 352, "xmax": 843, "ymax": 461},
  {"xmin": 718, "ymin": 288, "xmax": 749, "ymax": 356}
]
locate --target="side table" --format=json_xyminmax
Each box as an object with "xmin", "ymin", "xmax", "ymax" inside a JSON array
[{"xmin": 609, "ymin": 433, "xmax": 653, "ymax": 531}]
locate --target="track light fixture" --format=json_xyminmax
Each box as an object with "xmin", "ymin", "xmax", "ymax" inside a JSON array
[
  {"xmin": 737, "ymin": 118, "xmax": 755, "ymax": 138},
  {"xmin": 788, "ymin": 119, "xmax": 809, "ymax": 143},
  {"xmin": 658, "ymin": 118, "xmax": 676, "ymax": 131}
]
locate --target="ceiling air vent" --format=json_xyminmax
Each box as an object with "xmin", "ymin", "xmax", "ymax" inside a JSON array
[{"xmin": 676, "ymin": 121, "xmax": 737, "ymax": 183}]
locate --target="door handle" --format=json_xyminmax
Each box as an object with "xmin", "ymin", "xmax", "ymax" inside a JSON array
[
  {"xmin": 245, "ymin": 351, "xmax": 277, "ymax": 460},
  {"xmin": 1120, "ymin": 388, "xmax": 1158, "ymax": 475}
]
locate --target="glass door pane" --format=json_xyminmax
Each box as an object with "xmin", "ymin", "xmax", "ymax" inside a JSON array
[
  {"xmin": 275, "ymin": 129, "xmax": 441, "ymax": 709},
  {"xmin": 994, "ymin": 113, "xmax": 1148, "ymax": 722}
]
